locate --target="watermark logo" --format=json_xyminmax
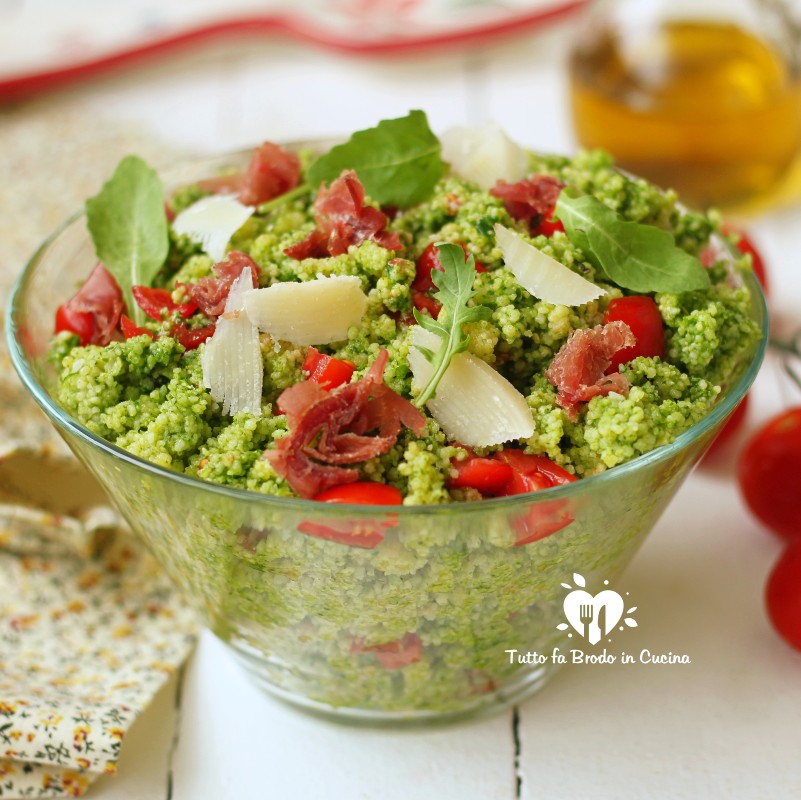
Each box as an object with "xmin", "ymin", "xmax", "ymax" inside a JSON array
[{"xmin": 557, "ymin": 573, "xmax": 637, "ymax": 645}]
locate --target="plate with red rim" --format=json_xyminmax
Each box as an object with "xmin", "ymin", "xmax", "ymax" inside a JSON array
[{"xmin": 0, "ymin": 0, "xmax": 586, "ymax": 103}]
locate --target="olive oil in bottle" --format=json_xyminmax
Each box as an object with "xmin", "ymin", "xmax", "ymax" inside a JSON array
[{"xmin": 569, "ymin": 13, "xmax": 801, "ymax": 209}]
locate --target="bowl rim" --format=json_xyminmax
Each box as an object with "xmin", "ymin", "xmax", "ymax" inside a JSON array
[{"xmin": 4, "ymin": 148, "xmax": 770, "ymax": 515}]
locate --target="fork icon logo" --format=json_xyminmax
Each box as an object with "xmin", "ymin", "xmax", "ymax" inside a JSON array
[{"xmin": 557, "ymin": 573, "xmax": 638, "ymax": 645}]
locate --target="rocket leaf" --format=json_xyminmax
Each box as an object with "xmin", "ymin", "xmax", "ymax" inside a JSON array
[
  {"xmin": 85, "ymin": 156, "xmax": 169, "ymax": 325},
  {"xmin": 411, "ymin": 242, "xmax": 491, "ymax": 408},
  {"xmin": 307, "ymin": 110, "xmax": 444, "ymax": 208},
  {"xmin": 555, "ymin": 190, "xmax": 710, "ymax": 293}
]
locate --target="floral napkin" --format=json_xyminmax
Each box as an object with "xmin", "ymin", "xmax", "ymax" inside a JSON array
[
  {"xmin": 0, "ymin": 517, "xmax": 197, "ymax": 798},
  {"xmin": 0, "ymin": 102, "xmax": 197, "ymax": 798}
]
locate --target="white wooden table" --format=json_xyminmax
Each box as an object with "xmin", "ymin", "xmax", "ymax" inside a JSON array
[{"xmin": 8, "ymin": 8, "xmax": 801, "ymax": 798}]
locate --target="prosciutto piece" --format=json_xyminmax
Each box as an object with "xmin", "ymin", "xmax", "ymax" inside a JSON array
[
  {"xmin": 64, "ymin": 263, "xmax": 124, "ymax": 346},
  {"xmin": 197, "ymin": 141, "xmax": 301, "ymax": 207},
  {"xmin": 266, "ymin": 350, "xmax": 426, "ymax": 498},
  {"xmin": 491, "ymin": 175, "xmax": 564, "ymax": 228},
  {"xmin": 284, "ymin": 170, "xmax": 402, "ymax": 260},
  {"xmin": 182, "ymin": 251, "xmax": 260, "ymax": 318},
  {"xmin": 545, "ymin": 321, "xmax": 636, "ymax": 421}
]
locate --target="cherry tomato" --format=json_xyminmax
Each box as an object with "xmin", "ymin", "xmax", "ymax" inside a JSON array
[
  {"xmin": 603, "ymin": 295, "xmax": 665, "ymax": 373},
  {"xmin": 721, "ymin": 225, "xmax": 769, "ymax": 295},
  {"xmin": 448, "ymin": 454, "xmax": 514, "ymax": 495},
  {"xmin": 314, "ymin": 482, "xmax": 402, "ymax": 505},
  {"xmin": 765, "ymin": 541, "xmax": 801, "ymax": 651},
  {"xmin": 496, "ymin": 450, "xmax": 576, "ymax": 495},
  {"xmin": 737, "ymin": 408, "xmax": 801, "ymax": 541},
  {"xmin": 411, "ymin": 290, "xmax": 442, "ymax": 319},
  {"xmin": 132, "ymin": 285, "xmax": 197, "ymax": 320},
  {"xmin": 302, "ymin": 347, "xmax": 355, "ymax": 390},
  {"xmin": 54, "ymin": 304, "xmax": 94, "ymax": 346},
  {"xmin": 703, "ymin": 395, "xmax": 749, "ymax": 459},
  {"xmin": 120, "ymin": 314, "xmax": 156, "ymax": 340},
  {"xmin": 171, "ymin": 322, "xmax": 215, "ymax": 350},
  {"xmin": 297, "ymin": 482, "xmax": 402, "ymax": 548},
  {"xmin": 495, "ymin": 451, "xmax": 577, "ymax": 545},
  {"xmin": 532, "ymin": 207, "xmax": 565, "ymax": 237}
]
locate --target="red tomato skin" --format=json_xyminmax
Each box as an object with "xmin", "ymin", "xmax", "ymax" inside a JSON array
[
  {"xmin": 298, "ymin": 482, "xmax": 402, "ymax": 548},
  {"xmin": 532, "ymin": 207, "xmax": 565, "ymax": 237},
  {"xmin": 704, "ymin": 395, "xmax": 750, "ymax": 458},
  {"xmin": 132, "ymin": 285, "xmax": 197, "ymax": 320},
  {"xmin": 495, "ymin": 451, "xmax": 577, "ymax": 494},
  {"xmin": 171, "ymin": 322, "xmax": 215, "ymax": 350},
  {"xmin": 765, "ymin": 541, "xmax": 801, "ymax": 651},
  {"xmin": 603, "ymin": 295, "xmax": 666, "ymax": 372},
  {"xmin": 413, "ymin": 242, "xmax": 486, "ymax": 293},
  {"xmin": 314, "ymin": 482, "xmax": 402, "ymax": 506},
  {"xmin": 738, "ymin": 408, "xmax": 801, "ymax": 542},
  {"xmin": 302, "ymin": 347, "xmax": 355, "ymax": 390},
  {"xmin": 120, "ymin": 314, "xmax": 156, "ymax": 340},
  {"xmin": 448, "ymin": 456, "xmax": 514, "ymax": 495},
  {"xmin": 54, "ymin": 304, "xmax": 94, "ymax": 346},
  {"xmin": 493, "ymin": 451, "xmax": 577, "ymax": 545}
]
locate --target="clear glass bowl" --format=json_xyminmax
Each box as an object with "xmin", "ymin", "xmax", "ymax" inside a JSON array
[{"xmin": 5, "ymin": 148, "xmax": 768, "ymax": 724}]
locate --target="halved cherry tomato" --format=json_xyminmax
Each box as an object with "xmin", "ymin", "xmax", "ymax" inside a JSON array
[
  {"xmin": 765, "ymin": 541, "xmax": 801, "ymax": 652},
  {"xmin": 495, "ymin": 451, "xmax": 577, "ymax": 545},
  {"xmin": 603, "ymin": 295, "xmax": 665, "ymax": 373},
  {"xmin": 351, "ymin": 632, "xmax": 422, "ymax": 670},
  {"xmin": 132, "ymin": 286, "xmax": 197, "ymax": 320},
  {"xmin": 297, "ymin": 481, "xmax": 402, "ymax": 548},
  {"xmin": 171, "ymin": 322, "xmax": 215, "ymax": 350},
  {"xmin": 302, "ymin": 347, "xmax": 355, "ymax": 390},
  {"xmin": 120, "ymin": 314, "xmax": 156, "ymax": 340},
  {"xmin": 314, "ymin": 482, "xmax": 402, "ymax": 505},
  {"xmin": 54, "ymin": 304, "xmax": 94, "ymax": 346},
  {"xmin": 448, "ymin": 454, "xmax": 514, "ymax": 495},
  {"xmin": 532, "ymin": 207, "xmax": 565, "ymax": 237},
  {"xmin": 496, "ymin": 450, "xmax": 577, "ymax": 495},
  {"xmin": 737, "ymin": 407, "xmax": 801, "ymax": 542}
]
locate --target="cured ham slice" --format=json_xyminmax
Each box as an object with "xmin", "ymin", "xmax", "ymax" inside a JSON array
[
  {"xmin": 239, "ymin": 141, "xmax": 301, "ymax": 206},
  {"xmin": 545, "ymin": 321, "xmax": 636, "ymax": 420},
  {"xmin": 182, "ymin": 251, "xmax": 260, "ymax": 318},
  {"xmin": 491, "ymin": 176, "xmax": 564, "ymax": 228},
  {"xmin": 284, "ymin": 170, "xmax": 402, "ymax": 260},
  {"xmin": 61, "ymin": 263, "xmax": 124, "ymax": 346},
  {"xmin": 266, "ymin": 350, "xmax": 425, "ymax": 498},
  {"xmin": 197, "ymin": 141, "xmax": 301, "ymax": 207}
]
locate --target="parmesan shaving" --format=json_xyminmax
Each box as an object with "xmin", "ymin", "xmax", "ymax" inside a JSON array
[
  {"xmin": 408, "ymin": 327, "xmax": 534, "ymax": 447},
  {"xmin": 201, "ymin": 267, "xmax": 262, "ymax": 416},
  {"xmin": 172, "ymin": 195, "xmax": 254, "ymax": 262},
  {"xmin": 440, "ymin": 122, "xmax": 528, "ymax": 190},
  {"xmin": 243, "ymin": 275, "xmax": 368, "ymax": 345},
  {"xmin": 495, "ymin": 224, "xmax": 606, "ymax": 307}
]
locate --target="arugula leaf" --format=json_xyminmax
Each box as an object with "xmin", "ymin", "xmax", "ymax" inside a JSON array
[
  {"xmin": 307, "ymin": 110, "xmax": 445, "ymax": 208},
  {"xmin": 555, "ymin": 190, "xmax": 710, "ymax": 293},
  {"xmin": 412, "ymin": 243, "xmax": 491, "ymax": 408},
  {"xmin": 85, "ymin": 155, "xmax": 169, "ymax": 325}
]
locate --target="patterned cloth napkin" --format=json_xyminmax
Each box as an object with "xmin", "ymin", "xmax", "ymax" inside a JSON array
[{"xmin": 0, "ymin": 101, "xmax": 198, "ymax": 798}]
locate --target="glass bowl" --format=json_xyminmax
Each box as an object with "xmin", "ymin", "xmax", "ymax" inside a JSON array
[{"xmin": 6, "ymin": 147, "xmax": 768, "ymax": 724}]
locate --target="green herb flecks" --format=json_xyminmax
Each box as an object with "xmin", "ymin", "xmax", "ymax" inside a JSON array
[
  {"xmin": 411, "ymin": 243, "xmax": 491, "ymax": 408},
  {"xmin": 307, "ymin": 110, "xmax": 445, "ymax": 209},
  {"xmin": 555, "ymin": 190, "xmax": 710, "ymax": 293},
  {"xmin": 85, "ymin": 156, "xmax": 169, "ymax": 325}
]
